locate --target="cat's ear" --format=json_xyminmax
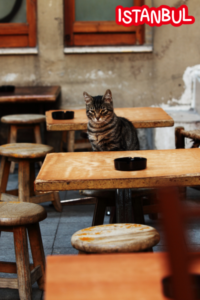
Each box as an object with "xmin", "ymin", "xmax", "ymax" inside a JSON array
[
  {"xmin": 83, "ymin": 91, "xmax": 92, "ymax": 104},
  {"xmin": 103, "ymin": 89, "xmax": 112, "ymax": 103}
]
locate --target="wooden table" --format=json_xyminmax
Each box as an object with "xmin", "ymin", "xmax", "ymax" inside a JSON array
[
  {"xmin": 45, "ymin": 252, "xmax": 200, "ymax": 300},
  {"xmin": 35, "ymin": 148, "xmax": 200, "ymax": 223},
  {"xmin": 46, "ymin": 107, "xmax": 174, "ymax": 151},
  {"xmin": 0, "ymin": 86, "xmax": 60, "ymax": 103}
]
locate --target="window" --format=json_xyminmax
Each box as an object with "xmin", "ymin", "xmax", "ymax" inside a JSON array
[
  {"xmin": 0, "ymin": 0, "xmax": 37, "ymax": 48},
  {"xmin": 64, "ymin": 0, "xmax": 145, "ymax": 47}
]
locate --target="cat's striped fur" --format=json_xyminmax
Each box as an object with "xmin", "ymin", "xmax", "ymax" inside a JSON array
[{"xmin": 83, "ymin": 89, "xmax": 139, "ymax": 151}]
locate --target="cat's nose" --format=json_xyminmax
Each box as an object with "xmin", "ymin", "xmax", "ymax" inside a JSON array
[{"xmin": 96, "ymin": 117, "xmax": 100, "ymax": 120}]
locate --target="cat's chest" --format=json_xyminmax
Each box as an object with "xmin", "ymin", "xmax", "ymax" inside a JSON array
[{"xmin": 88, "ymin": 131, "xmax": 99, "ymax": 142}]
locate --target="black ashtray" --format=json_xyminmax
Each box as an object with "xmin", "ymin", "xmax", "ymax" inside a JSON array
[
  {"xmin": 0, "ymin": 85, "xmax": 15, "ymax": 93},
  {"xmin": 114, "ymin": 157, "xmax": 147, "ymax": 171},
  {"xmin": 162, "ymin": 274, "xmax": 200, "ymax": 299},
  {"xmin": 52, "ymin": 111, "xmax": 74, "ymax": 120}
]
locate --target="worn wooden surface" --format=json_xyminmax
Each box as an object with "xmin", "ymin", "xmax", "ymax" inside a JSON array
[
  {"xmin": 35, "ymin": 148, "xmax": 200, "ymax": 192},
  {"xmin": 71, "ymin": 223, "xmax": 160, "ymax": 253},
  {"xmin": 45, "ymin": 252, "xmax": 200, "ymax": 300},
  {"xmin": 1, "ymin": 114, "xmax": 46, "ymax": 124},
  {"xmin": 0, "ymin": 154, "xmax": 62, "ymax": 212},
  {"xmin": 0, "ymin": 86, "xmax": 60, "ymax": 103},
  {"xmin": 0, "ymin": 202, "xmax": 47, "ymax": 226},
  {"xmin": 0, "ymin": 143, "xmax": 53, "ymax": 159},
  {"xmin": 46, "ymin": 107, "xmax": 174, "ymax": 131}
]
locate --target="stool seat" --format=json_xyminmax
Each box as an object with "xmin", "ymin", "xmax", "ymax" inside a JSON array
[
  {"xmin": 71, "ymin": 224, "xmax": 160, "ymax": 253},
  {"xmin": 0, "ymin": 202, "xmax": 47, "ymax": 226},
  {"xmin": 0, "ymin": 143, "xmax": 53, "ymax": 159},
  {"xmin": 1, "ymin": 114, "xmax": 46, "ymax": 124}
]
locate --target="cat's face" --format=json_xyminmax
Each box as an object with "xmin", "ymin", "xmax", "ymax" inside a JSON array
[{"xmin": 83, "ymin": 89, "xmax": 114, "ymax": 123}]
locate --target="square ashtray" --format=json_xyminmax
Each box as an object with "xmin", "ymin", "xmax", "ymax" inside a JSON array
[
  {"xmin": 52, "ymin": 111, "xmax": 74, "ymax": 120},
  {"xmin": 114, "ymin": 157, "xmax": 147, "ymax": 171},
  {"xmin": 0, "ymin": 85, "xmax": 15, "ymax": 93}
]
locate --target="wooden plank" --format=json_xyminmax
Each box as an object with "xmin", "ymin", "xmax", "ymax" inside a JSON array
[
  {"xmin": 0, "ymin": 277, "xmax": 18, "ymax": 289},
  {"xmin": 52, "ymin": 192, "xmax": 62, "ymax": 212},
  {"xmin": 0, "ymin": 262, "xmax": 17, "ymax": 273},
  {"xmin": 74, "ymin": 21, "xmax": 137, "ymax": 33},
  {"xmin": 28, "ymin": 223, "xmax": 45, "ymax": 290},
  {"xmin": 30, "ymin": 192, "xmax": 54, "ymax": 204},
  {"xmin": 18, "ymin": 161, "xmax": 30, "ymax": 202},
  {"xmin": 0, "ymin": 261, "xmax": 34, "ymax": 273},
  {"xmin": 0, "ymin": 35, "xmax": 28, "ymax": 48},
  {"xmin": 0, "ymin": 24, "xmax": 29, "ymax": 35},
  {"xmin": 0, "ymin": 86, "xmax": 61, "ymax": 103},
  {"xmin": 46, "ymin": 107, "xmax": 174, "ymax": 131},
  {"xmin": 31, "ymin": 265, "xmax": 42, "ymax": 285},
  {"xmin": 64, "ymin": 0, "xmax": 75, "ymax": 46},
  {"xmin": 0, "ymin": 157, "xmax": 10, "ymax": 194},
  {"xmin": 45, "ymin": 253, "xmax": 172, "ymax": 300},
  {"xmin": 27, "ymin": 0, "xmax": 37, "ymax": 47},
  {"xmin": 74, "ymin": 33, "xmax": 136, "ymax": 46},
  {"xmin": 14, "ymin": 226, "xmax": 32, "ymax": 300},
  {"xmin": 35, "ymin": 148, "xmax": 200, "ymax": 192}
]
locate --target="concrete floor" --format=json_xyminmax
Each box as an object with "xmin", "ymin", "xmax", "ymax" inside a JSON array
[{"xmin": 1, "ymin": 169, "xmax": 200, "ymax": 299}]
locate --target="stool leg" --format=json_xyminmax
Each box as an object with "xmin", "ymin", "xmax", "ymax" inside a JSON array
[
  {"xmin": 18, "ymin": 161, "xmax": 30, "ymax": 202},
  {"xmin": 52, "ymin": 192, "xmax": 62, "ymax": 212},
  {"xmin": 33, "ymin": 125, "xmax": 43, "ymax": 167},
  {"xmin": 175, "ymin": 126, "xmax": 185, "ymax": 149},
  {"xmin": 28, "ymin": 223, "xmax": 45, "ymax": 290},
  {"xmin": 29, "ymin": 162, "xmax": 35, "ymax": 197},
  {"xmin": 13, "ymin": 226, "xmax": 32, "ymax": 300},
  {"xmin": 67, "ymin": 131, "xmax": 75, "ymax": 152},
  {"xmin": 0, "ymin": 157, "xmax": 11, "ymax": 196},
  {"xmin": 34, "ymin": 125, "xmax": 42, "ymax": 144},
  {"xmin": 9, "ymin": 125, "xmax": 18, "ymax": 173}
]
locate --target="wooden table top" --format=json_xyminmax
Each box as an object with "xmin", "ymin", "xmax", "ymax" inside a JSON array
[
  {"xmin": 45, "ymin": 252, "xmax": 200, "ymax": 300},
  {"xmin": 35, "ymin": 148, "xmax": 200, "ymax": 192},
  {"xmin": 0, "ymin": 86, "xmax": 60, "ymax": 103},
  {"xmin": 46, "ymin": 107, "xmax": 174, "ymax": 131}
]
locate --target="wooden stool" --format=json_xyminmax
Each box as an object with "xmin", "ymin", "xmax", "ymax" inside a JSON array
[
  {"xmin": 71, "ymin": 224, "xmax": 160, "ymax": 254},
  {"xmin": 1, "ymin": 114, "xmax": 46, "ymax": 172},
  {"xmin": 0, "ymin": 143, "xmax": 62, "ymax": 212},
  {"xmin": 0, "ymin": 201, "xmax": 47, "ymax": 300}
]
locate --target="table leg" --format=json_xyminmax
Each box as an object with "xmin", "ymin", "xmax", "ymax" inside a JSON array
[
  {"xmin": 67, "ymin": 131, "xmax": 75, "ymax": 152},
  {"xmin": 132, "ymin": 193, "xmax": 145, "ymax": 224},
  {"xmin": 116, "ymin": 189, "xmax": 133, "ymax": 223}
]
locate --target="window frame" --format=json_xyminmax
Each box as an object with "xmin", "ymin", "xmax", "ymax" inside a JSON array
[
  {"xmin": 64, "ymin": 0, "xmax": 145, "ymax": 47},
  {"xmin": 0, "ymin": 0, "xmax": 37, "ymax": 48}
]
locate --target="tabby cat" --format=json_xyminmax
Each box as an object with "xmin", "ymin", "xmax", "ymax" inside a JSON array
[{"xmin": 83, "ymin": 89, "xmax": 139, "ymax": 151}]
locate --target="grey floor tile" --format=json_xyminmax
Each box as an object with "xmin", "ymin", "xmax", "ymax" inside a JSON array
[
  {"xmin": 53, "ymin": 236, "xmax": 73, "ymax": 248},
  {"xmin": 53, "ymin": 247, "xmax": 78, "ymax": 255}
]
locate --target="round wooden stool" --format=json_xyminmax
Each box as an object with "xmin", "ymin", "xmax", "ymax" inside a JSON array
[
  {"xmin": 0, "ymin": 143, "xmax": 62, "ymax": 212},
  {"xmin": 71, "ymin": 223, "xmax": 160, "ymax": 254},
  {"xmin": 0, "ymin": 202, "xmax": 46, "ymax": 300},
  {"xmin": 1, "ymin": 114, "xmax": 46, "ymax": 172}
]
